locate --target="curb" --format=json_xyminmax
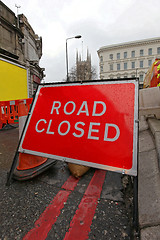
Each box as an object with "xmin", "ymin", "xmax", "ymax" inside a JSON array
[
  {"xmin": 139, "ymin": 117, "xmax": 160, "ymax": 239},
  {"xmin": 148, "ymin": 117, "xmax": 160, "ymax": 169}
]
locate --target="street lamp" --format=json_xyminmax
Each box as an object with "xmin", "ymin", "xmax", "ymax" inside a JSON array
[{"xmin": 66, "ymin": 35, "xmax": 82, "ymax": 82}]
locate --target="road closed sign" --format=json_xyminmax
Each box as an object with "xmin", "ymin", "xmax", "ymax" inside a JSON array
[{"xmin": 19, "ymin": 80, "xmax": 138, "ymax": 176}]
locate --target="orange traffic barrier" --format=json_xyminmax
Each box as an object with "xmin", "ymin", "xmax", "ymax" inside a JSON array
[
  {"xmin": 17, "ymin": 100, "xmax": 48, "ymax": 171},
  {"xmin": 0, "ymin": 98, "xmax": 32, "ymax": 129},
  {"xmin": 0, "ymin": 100, "xmax": 19, "ymax": 125}
]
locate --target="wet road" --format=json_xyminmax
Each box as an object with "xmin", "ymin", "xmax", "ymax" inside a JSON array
[{"xmin": 0, "ymin": 128, "xmax": 134, "ymax": 240}]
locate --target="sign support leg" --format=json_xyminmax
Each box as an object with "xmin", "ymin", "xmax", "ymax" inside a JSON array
[
  {"xmin": 6, "ymin": 150, "xmax": 19, "ymax": 186},
  {"xmin": 133, "ymin": 175, "xmax": 139, "ymax": 235}
]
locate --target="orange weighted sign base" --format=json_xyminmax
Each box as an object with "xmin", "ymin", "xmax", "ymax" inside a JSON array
[
  {"xmin": 13, "ymin": 158, "xmax": 57, "ymax": 180},
  {"xmin": 17, "ymin": 153, "xmax": 48, "ymax": 170}
]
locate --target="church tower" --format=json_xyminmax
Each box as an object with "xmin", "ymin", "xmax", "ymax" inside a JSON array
[{"xmin": 76, "ymin": 49, "xmax": 92, "ymax": 81}]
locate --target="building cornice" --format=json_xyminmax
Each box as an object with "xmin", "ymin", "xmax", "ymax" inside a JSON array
[
  {"xmin": 0, "ymin": 1, "xmax": 15, "ymax": 16},
  {"xmin": 1, "ymin": 16, "xmax": 24, "ymax": 37},
  {"xmin": 97, "ymin": 37, "xmax": 160, "ymax": 53}
]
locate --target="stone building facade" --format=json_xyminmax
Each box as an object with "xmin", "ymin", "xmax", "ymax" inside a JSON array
[
  {"xmin": 0, "ymin": 1, "xmax": 44, "ymax": 97},
  {"xmin": 97, "ymin": 37, "xmax": 160, "ymax": 87}
]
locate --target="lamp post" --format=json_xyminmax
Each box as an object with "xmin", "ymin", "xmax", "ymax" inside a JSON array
[{"xmin": 66, "ymin": 35, "xmax": 82, "ymax": 82}]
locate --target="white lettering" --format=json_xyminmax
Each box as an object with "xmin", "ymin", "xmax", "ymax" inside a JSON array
[
  {"xmin": 35, "ymin": 118, "xmax": 120, "ymax": 143},
  {"xmin": 46, "ymin": 119, "xmax": 54, "ymax": 135},
  {"xmin": 104, "ymin": 123, "xmax": 120, "ymax": 142},
  {"xmin": 88, "ymin": 122, "xmax": 100, "ymax": 140},
  {"xmin": 50, "ymin": 101, "xmax": 61, "ymax": 114},
  {"xmin": 92, "ymin": 101, "xmax": 106, "ymax": 116},
  {"xmin": 73, "ymin": 122, "xmax": 85, "ymax": 138},
  {"xmin": 64, "ymin": 101, "xmax": 76, "ymax": 115},
  {"xmin": 77, "ymin": 101, "xmax": 89, "ymax": 116},
  {"xmin": 35, "ymin": 119, "xmax": 47, "ymax": 133},
  {"xmin": 58, "ymin": 121, "xmax": 70, "ymax": 136}
]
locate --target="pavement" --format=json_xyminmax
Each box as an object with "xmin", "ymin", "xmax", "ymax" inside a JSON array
[{"xmin": 139, "ymin": 116, "xmax": 160, "ymax": 240}]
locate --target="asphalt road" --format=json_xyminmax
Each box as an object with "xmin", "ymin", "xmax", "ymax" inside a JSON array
[{"xmin": 0, "ymin": 127, "xmax": 135, "ymax": 240}]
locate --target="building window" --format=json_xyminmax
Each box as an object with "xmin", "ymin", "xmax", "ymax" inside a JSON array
[
  {"xmin": 117, "ymin": 63, "xmax": 120, "ymax": 70},
  {"xmin": 124, "ymin": 62, "xmax": 127, "ymax": 70},
  {"xmin": 109, "ymin": 54, "xmax": 113, "ymax": 60},
  {"xmin": 140, "ymin": 49, "xmax": 144, "ymax": 56},
  {"xmin": 110, "ymin": 64, "xmax": 113, "ymax": 71},
  {"xmin": 100, "ymin": 65, "xmax": 103, "ymax": 72},
  {"xmin": 132, "ymin": 62, "xmax": 135, "ymax": 69},
  {"xmin": 124, "ymin": 75, "xmax": 127, "ymax": 78},
  {"xmin": 148, "ymin": 59, "xmax": 152, "ymax": 67},
  {"xmin": 100, "ymin": 56, "xmax": 103, "ymax": 62},
  {"xmin": 140, "ymin": 60, "xmax": 143, "ymax": 68},
  {"xmin": 124, "ymin": 52, "xmax": 127, "ymax": 59},
  {"xmin": 132, "ymin": 75, "xmax": 136, "ymax": 78},
  {"xmin": 139, "ymin": 74, "xmax": 143, "ymax": 82},
  {"xmin": 117, "ymin": 53, "xmax": 120, "ymax": 59},
  {"xmin": 148, "ymin": 48, "xmax": 152, "ymax": 55},
  {"xmin": 157, "ymin": 47, "xmax": 160, "ymax": 54},
  {"xmin": 131, "ymin": 50, "xmax": 135, "ymax": 58}
]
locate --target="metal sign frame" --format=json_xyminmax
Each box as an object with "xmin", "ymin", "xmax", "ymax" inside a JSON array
[{"xmin": 18, "ymin": 79, "xmax": 139, "ymax": 176}]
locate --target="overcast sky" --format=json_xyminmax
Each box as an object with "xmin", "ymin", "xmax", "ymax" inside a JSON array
[{"xmin": 4, "ymin": 0, "xmax": 160, "ymax": 82}]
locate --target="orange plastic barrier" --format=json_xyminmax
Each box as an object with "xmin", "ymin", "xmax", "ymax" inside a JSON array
[{"xmin": 0, "ymin": 98, "xmax": 33, "ymax": 129}]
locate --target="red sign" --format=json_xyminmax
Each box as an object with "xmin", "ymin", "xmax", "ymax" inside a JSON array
[{"xmin": 19, "ymin": 80, "xmax": 138, "ymax": 176}]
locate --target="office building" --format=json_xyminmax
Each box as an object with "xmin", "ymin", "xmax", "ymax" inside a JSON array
[{"xmin": 97, "ymin": 37, "xmax": 160, "ymax": 87}]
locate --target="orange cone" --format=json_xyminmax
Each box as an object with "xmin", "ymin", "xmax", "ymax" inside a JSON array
[{"xmin": 13, "ymin": 100, "xmax": 56, "ymax": 180}]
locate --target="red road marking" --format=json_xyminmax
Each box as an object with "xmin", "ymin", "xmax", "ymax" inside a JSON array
[
  {"xmin": 62, "ymin": 175, "xmax": 79, "ymax": 191},
  {"xmin": 64, "ymin": 169, "xmax": 106, "ymax": 240},
  {"xmin": 23, "ymin": 176, "xmax": 79, "ymax": 240}
]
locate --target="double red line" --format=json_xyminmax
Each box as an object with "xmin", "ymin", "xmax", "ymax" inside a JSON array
[{"xmin": 23, "ymin": 170, "xmax": 106, "ymax": 240}]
